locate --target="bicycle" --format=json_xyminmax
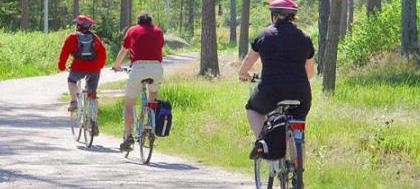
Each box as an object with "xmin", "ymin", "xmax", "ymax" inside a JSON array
[
  {"xmin": 69, "ymin": 76, "xmax": 98, "ymax": 148},
  {"xmin": 118, "ymin": 67, "xmax": 157, "ymax": 164},
  {"xmin": 250, "ymin": 74, "xmax": 306, "ymax": 189}
]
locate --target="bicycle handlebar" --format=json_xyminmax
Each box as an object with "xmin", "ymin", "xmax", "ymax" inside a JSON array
[{"xmin": 250, "ymin": 73, "xmax": 260, "ymax": 83}]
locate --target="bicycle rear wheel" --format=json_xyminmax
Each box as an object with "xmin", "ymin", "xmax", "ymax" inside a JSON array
[
  {"xmin": 254, "ymin": 159, "xmax": 276, "ymax": 189},
  {"xmin": 70, "ymin": 110, "xmax": 83, "ymax": 142},
  {"xmin": 139, "ymin": 129, "xmax": 154, "ymax": 164},
  {"xmin": 293, "ymin": 142, "xmax": 304, "ymax": 189},
  {"xmin": 83, "ymin": 119, "xmax": 94, "ymax": 148}
]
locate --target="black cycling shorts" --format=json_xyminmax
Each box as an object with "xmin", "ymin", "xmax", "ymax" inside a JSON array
[
  {"xmin": 67, "ymin": 71, "xmax": 100, "ymax": 94},
  {"xmin": 245, "ymin": 84, "xmax": 312, "ymax": 120}
]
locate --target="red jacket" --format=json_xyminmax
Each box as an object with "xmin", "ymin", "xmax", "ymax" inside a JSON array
[{"xmin": 58, "ymin": 32, "xmax": 106, "ymax": 72}]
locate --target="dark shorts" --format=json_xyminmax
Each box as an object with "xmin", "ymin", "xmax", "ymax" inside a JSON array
[
  {"xmin": 246, "ymin": 84, "xmax": 312, "ymax": 120},
  {"xmin": 68, "ymin": 71, "xmax": 100, "ymax": 94}
]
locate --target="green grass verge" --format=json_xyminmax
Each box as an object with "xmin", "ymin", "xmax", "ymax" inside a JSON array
[{"xmin": 97, "ymin": 60, "xmax": 420, "ymax": 188}]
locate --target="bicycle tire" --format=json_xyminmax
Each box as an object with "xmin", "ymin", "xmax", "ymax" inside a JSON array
[
  {"xmin": 84, "ymin": 119, "xmax": 94, "ymax": 148},
  {"xmin": 293, "ymin": 142, "xmax": 304, "ymax": 189},
  {"xmin": 70, "ymin": 110, "xmax": 83, "ymax": 142},
  {"xmin": 139, "ymin": 129, "xmax": 154, "ymax": 164},
  {"xmin": 254, "ymin": 159, "xmax": 274, "ymax": 189}
]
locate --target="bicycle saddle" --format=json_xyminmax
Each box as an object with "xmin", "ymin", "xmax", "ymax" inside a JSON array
[
  {"xmin": 141, "ymin": 78, "xmax": 154, "ymax": 84},
  {"xmin": 277, "ymin": 100, "xmax": 300, "ymax": 106}
]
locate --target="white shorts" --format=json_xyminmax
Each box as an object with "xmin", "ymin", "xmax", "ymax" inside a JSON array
[{"xmin": 125, "ymin": 61, "xmax": 163, "ymax": 98}]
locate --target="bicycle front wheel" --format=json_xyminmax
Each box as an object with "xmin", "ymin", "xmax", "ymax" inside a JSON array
[
  {"xmin": 139, "ymin": 129, "xmax": 154, "ymax": 164},
  {"xmin": 83, "ymin": 119, "xmax": 94, "ymax": 148},
  {"xmin": 70, "ymin": 110, "xmax": 83, "ymax": 142},
  {"xmin": 254, "ymin": 159, "xmax": 276, "ymax": 189}
]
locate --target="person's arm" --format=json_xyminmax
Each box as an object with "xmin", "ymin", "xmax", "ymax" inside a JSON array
[
  {"xmin": 112, "ymin": 47, "xmax": 129, "ymax": 70},
  {"xmin": 305, "ymin": 57, "xmax": 315, "ymax": 80},
  {"xmin": 95, "ymin": 35, "xmax": 107, "ymax": 68},
  {"xmin": 239, "ymin": 49, "xmax": 260, "ymax": 81},
  {"xmin": 57, "ymin": 35, "xmax": 73, "ymax": 71}
]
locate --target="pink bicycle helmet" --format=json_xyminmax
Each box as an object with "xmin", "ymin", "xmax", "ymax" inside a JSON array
[{"xmin": 268, "ymin": 0, "xmax": 298, "ymax": 16}]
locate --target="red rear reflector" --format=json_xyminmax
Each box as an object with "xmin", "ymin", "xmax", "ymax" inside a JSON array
[
  {"xmin": 289, "ymin": 120, "xmax": 305, "ymax": 130},
  {"xmin": 147, "ymin": 102, "xmax": 158, "ymax": 109}
]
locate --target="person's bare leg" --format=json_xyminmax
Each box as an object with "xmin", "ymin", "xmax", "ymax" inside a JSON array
[
  {"xmin": 149, "ymin": 91, "xmax": 157, "ymax": 102},
  {"xmin": 124, "ymin": 97, "xmax": 137, "ymax": 138},
  {"xmin": 247, "ymin": 110, "xmax": 266, "ymax": 138},
  {"xmin": 68, "ymin": 82, "xmax": 78, "ymax": 101}
]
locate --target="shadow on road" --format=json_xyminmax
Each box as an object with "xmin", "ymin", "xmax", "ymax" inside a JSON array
[
  {"xmin": 147, "ymin": 162, "xmax": 199, "ymax": 170},
  {"xmin": 76, "ymin": 145, "xmax": 120, "ymax": 153}
]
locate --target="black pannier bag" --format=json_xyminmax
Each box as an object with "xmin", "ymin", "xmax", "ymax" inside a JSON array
[
  {"xmin": 154, "ymin": 100, "xmax": 172, "ymax": 137},
  {"xmin": 254, "ymin": 111, "xmax": 288, "ymax": 160}
]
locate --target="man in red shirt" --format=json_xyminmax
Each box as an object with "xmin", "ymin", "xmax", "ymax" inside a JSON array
[
  {"xmin": 57, "ymin": 15, "xmax": 106, "ymax": 136},
  {"xmin": 112, "ymin": 12, "xmax": 164, "ymax": 151}
]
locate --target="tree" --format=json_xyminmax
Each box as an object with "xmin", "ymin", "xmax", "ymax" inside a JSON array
[
  {"xmin": 229, "ymin": 0, "xmax": 237, "ymax": 44},
  {"xmin": 317, "ymin": 0, "xmax": 330, "ymax": 75},
  {"xmin": 401, "ymin": 0, "xmax": 418, "ymax": 57},
  {"xmin": 322, "ymin": 0, "xmax": 342, "ymax": 93},
  {"xmin": 238, "ymin": 0, "xmax": 250, "ymax": 60},
  {"xmin": 20, "ymin": 0, "xmax": 29, "ymax": 31},
  {"xmin": 120, "ymin": 0, "xmax": 131, "ymax": 31},
  {"xmin": 72, "ymin": 0, "xmax": 79, "ymax": 18},
  {"xmin": 200, "ymin": 0, "xmax": 219, "ymax": 76},
  {"xmin": 348, "ymin": 0, "xmax": 354, "ymax": 32},
  {"xmin": 339, "ymin": 0, "xmax": 348, "ymax": 37},
  {"xmin": 43, "ymin": 0, "xmax": 48, "ymax": 33},
  {"xmin": 367, "ymin": 0, "xmax": 381, "ymax": 16},
  {"xmin": 186, "ymin": 0, "xmax": 195, "ymax": 39}
]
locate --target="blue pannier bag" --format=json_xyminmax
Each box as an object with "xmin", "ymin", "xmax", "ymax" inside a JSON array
[{"xmin": 155, "ymin": 100, "xmax": 172, "ymax": 137}]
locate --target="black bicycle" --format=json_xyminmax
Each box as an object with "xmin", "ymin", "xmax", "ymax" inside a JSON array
[{"xmin": 250, "ymin": 74, "xmax": 306, "ymax": 189}]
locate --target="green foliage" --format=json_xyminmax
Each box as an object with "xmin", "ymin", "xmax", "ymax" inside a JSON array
[
  {"xmin": 0, "ymin": 29, "xmax": 69, "ymax": 80},
  {"xmin": 339, "ymin": 0, "xmax": 420, "ymax": 65}
]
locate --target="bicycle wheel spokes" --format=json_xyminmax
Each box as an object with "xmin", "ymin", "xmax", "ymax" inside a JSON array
[
  {"xmin": 83, "ymin": 119, "xmax": 94, "ymax": 148},
  {"xmin": 70, "ymin": 110, "xmax": 83, "ymax": 142},
  {"xmin": 139, "ymin": 129, "xmax": 154, "ymax": 164},
  {"xmin": 254, "ymin": 159, "xmax": 276, "ymax": 189}
]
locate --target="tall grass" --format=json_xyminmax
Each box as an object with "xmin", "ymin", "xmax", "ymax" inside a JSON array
[
  {"xmin": 0, "ymin": 30, "xmax": 70, "ymax": 80},
  {"xmin": 97, "ymin": 58, "xmax": 420, "ymax": 188}
]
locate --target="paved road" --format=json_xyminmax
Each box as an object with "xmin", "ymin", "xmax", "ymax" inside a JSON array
[{"xmin": 0, "ymin": 54, "xmax": 254, "ymax": 188}]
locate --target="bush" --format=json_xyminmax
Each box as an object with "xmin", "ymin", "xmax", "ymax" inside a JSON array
[{"xmin": 339, "ymin": 0, "xmax": 420, "ymax": 65}]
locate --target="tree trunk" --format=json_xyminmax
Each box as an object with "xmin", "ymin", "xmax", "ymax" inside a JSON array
[
  {"xmin": 229, "ymin": 0, "xmax": 237, "ymax": 44},
  {"xmin": 322, "ymin": 0, "xmax": 342, "ymax": 93},
  {"xmin": 367, "ymin": 0, "xmax": 381, "ymax": 16},
  {"xmin": 238, "ymin": 0, "xmax": 250, "ymax": 60},
  {"xmin": 186, "ymin": 0, "xmax": 194, "ymax": 39},
  {"xmin": 166, "ymin": 0, "xmax": 170, "ymax": 32},
  {"xmin": 200, "ymin": 0, "xmax": 219, "ymax": 76},
  {"xmin": 72, "ymin": 0, "xmax": 79, "ymax": 18},
  {"xmin": 401, "ymin": 0, "xmax": 418, "ymax": 57},
  {"xmin": 348, "ymin": 0, "xmax": 354, "ymax": 32},
  {"xmin": 179, "ymin": 0, "xmax": 184, "ymax": 34},
  {"xmin": 21, "ymin": 0, "xmax": 29, "ymax": 31},
  {"xmin": 317, "ymin": 0, "xmax": 330, "ymax": 75},
  {"xmin": 43, "ymin": 0, "xmax": 48, "ymax": 33},
  {"xmin": 339, "ymin": 0, "xmax": 348, "ymax": 38},
  {"xmin": 120, "ymin": 0, "xmax": 131, "ymax": 31}
]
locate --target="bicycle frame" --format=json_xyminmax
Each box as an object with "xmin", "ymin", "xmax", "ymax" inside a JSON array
[{"xmin": 134, "ymin": 83, "xmax": 156, "ymax": 138}]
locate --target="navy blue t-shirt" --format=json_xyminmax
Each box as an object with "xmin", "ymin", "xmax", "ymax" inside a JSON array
[{"xmin": 251, "ymin": 22, "xmax": 315, "ymax": 87}]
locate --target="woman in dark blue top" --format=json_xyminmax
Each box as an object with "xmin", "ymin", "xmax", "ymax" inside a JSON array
[{"xmin": 239, "ymin": 0, "xmax": 315, "ymax": 138}]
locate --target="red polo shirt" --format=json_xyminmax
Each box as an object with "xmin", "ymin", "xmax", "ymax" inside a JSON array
[
  {"xmin": 57, "ymin": 32, "xmax": 106, "ymax": 72},
  {"xmin": 123, "ymin": 24, "xmax": 164, "ymax": 63}
]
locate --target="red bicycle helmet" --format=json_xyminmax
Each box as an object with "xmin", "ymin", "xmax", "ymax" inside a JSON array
[
  {"xmin": 73, "ymin": 15, "xmax": 95, "ymax": 29},
  {"xmin": 268, "ymin": 0, "xmax": 298, "ymax": 15}
]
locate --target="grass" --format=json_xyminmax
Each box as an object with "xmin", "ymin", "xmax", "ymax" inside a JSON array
[{"xmin": 96, "ymin": 56, "xmax": 420, "ymax": 188}]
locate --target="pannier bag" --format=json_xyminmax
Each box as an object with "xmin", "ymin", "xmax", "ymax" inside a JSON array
[
  {"xmin": 74, "ymin": 31, "xmax": 97, "ymax": 60},
  {"xmin": 254, "ymin": 111, "xmax": 288, "ymax": 160},
  {"xmin": 155, "ymin": 100, "xmax": 172, "ymax": 137}
]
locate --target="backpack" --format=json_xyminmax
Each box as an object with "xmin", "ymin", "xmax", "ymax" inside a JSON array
[
  {"xmin": 74, "ymin": 31, "xmax": 97, "ymax": 60},
  {"xmin": 155, "ymin": 100, "xmax": 172, "ymax": 137},
  {"xmin": 254, "ymin": 111, "xmax": 288, "ymax": 160}
]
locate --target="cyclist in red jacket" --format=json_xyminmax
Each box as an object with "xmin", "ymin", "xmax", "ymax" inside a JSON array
[{"xmin": 57, "ymin": 15, "xmax": 106, "ymax": 135}]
